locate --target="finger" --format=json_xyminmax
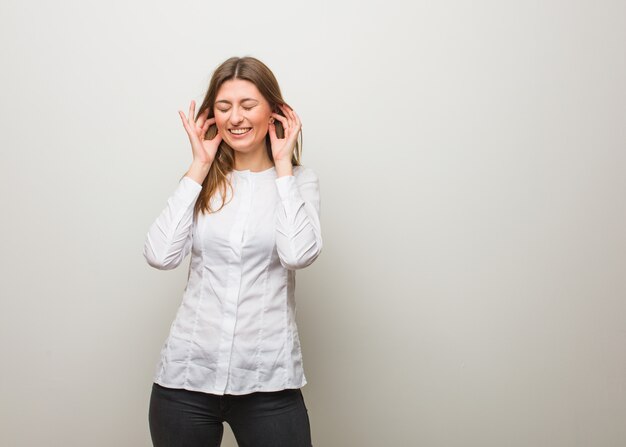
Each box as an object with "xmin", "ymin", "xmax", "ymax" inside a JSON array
[
  {"xmin": 271, "ymin": 112, "xmax": 288, "ymax": 127},
  {"xmin": 180, "ymin": 110, "xmax": 199, "ymax": 144},
  {"xmin": 211, "ymin": 131, "xmax": 223, "ymax": 144},
  {"xmin": 271, "ymin": 113, "xmax": 289, "ymax": 136},
  {"xmin": 286, "ymin": 111, "xmax": 299, "ymax": 137},
  {"xmin": 280, "ymin": 103, "xmax": 295, "ymax": 121},
  {"xmin": 188, "ymin": 100, "xmax": 196, "ymax": 124},
  {"xmin": 179, "ymin": 110, "xmax": 191, "ymax": 132},
  {"xmin": 288, "ymin": 107, "xmax": 301, "ymax": 129},
  {"xmin": 197, "ymin": 107, "xmax": 209, "ymax": 128},
  {"xmin": 201, "ymin": 115, "xmax": 215, "ymax": 128},
  {"xmin": 201, "ymin": 119, "xmax": 210, "ymax": 137},
  {"xmin": 286, "ymin": 107, "xmax": 296, "ymax": 130},
  {"xmin": 279, "ymin": 104, "xmax": 293, "ymax": 128},
  {"xmin": 268, "ymin": 121, "xmax": 277, "ymax": 142},
  {"xmin": 291, "ymin": 109, "xmax": 302, "ymax": 129}
]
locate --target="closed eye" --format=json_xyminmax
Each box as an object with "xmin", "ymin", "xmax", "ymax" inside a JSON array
[{"xmin": 216, "ymin": 106, "xmax": 255, "ymax": 112}]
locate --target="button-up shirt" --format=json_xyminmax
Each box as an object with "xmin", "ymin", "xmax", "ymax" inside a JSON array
[{"xmin": 143, "ymin": 165, "xmax": 323, "ymax": 395}]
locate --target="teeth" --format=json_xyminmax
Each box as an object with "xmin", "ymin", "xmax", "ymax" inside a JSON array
[{"xmin": 230, "ymin": 128, "xmax": 251, "ymax": 135}]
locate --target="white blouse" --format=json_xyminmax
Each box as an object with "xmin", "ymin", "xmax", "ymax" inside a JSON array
[{"xmin": 143, "ymin": 165, "xmax": 323, "ymax": 395}]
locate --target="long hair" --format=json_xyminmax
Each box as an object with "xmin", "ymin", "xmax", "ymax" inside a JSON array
[{"xmin": 191, "ymin": 56, "xmax": 302, "ymax": 218}]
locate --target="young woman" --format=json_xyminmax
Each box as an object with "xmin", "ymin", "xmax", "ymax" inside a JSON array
[{"xmin": 143, "ymin": 56, "xmax": 322, "ymax": 446}]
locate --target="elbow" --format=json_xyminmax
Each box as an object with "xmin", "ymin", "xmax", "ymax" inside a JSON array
[
  {"xmin": 144, "ymin": 255, "xmax": 179, "ymax": 271},
  {"xmin": 143, "ymin": 244, "xmax": 181, "ymax": 271},
  {"xmin": 279, "ymin": 240, "xmax": 323, "ymax": 271}
]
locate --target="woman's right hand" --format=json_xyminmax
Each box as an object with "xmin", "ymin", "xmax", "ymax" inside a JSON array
[{"xmin": 178, "ymin": 100, "xmax": 222, "ymax": 166}]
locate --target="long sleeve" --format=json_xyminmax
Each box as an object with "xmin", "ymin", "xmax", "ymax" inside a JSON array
[
  {"xmin": 143, "ymin": 176, "xmax": 203, "ymax": 270},
  {"xmin": 274, "ymin": 167, "xmax": 323, "ymax": 270}
]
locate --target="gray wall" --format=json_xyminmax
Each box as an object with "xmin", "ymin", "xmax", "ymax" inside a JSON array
[{"xmin": 1, "ymin": 0, "xmax": 625, "ymax": 445}]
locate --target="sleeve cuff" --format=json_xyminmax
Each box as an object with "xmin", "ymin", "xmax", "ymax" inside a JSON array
[
  {"xmin": 275, "ymin": 175, "xmax": 298, "ymax": 201},
  {"xmin": 177, "ymin": 176, "xmax": 203, "ymax": 201}
]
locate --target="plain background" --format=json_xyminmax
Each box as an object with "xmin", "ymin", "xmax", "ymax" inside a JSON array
[{"xmin": 1, "ymin": 0, "xmax": 625, "ymax": 446}]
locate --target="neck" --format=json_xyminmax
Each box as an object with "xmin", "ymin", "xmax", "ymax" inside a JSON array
[{"xmin": 234, "ymin": 144, "xmax": 274, "ymax": 172}]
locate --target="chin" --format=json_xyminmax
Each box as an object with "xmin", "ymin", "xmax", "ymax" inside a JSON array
[
  {"xmin": 229, "ymin": 141, "xmax": 255, "ymax": 151},
  {"xmin": 227, "ymin": 138, "xmax": 265, "ymax": 153}
]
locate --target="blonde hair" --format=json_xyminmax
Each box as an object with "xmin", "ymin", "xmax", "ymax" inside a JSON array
[{"xmin": 192, "ymin": 56, "xmax": 302, "ymax": 218}]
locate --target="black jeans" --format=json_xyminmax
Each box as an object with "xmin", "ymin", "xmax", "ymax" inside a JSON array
[{"xmin": 148, "ymin": 383, "xmax": 312, "ymax": 447}]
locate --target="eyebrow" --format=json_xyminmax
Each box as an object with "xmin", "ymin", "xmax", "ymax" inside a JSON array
[{"xmin": 215, "ymin": 98, "xmax": 259, "ymax": 105}]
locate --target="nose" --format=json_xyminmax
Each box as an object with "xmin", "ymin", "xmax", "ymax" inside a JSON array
[{"xmin": 229, "ymin": 106, "xmax": 244, "ymax": 125}]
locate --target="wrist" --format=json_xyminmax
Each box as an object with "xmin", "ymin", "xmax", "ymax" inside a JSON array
[
  {"xmin": 186, "ymin": 161, "xmax": 212, "ymax": 184},
  {"xmin": 274, "ymin": 160, "xmax": 293, "ymax": 178},
  {"xmin": 191, "ymin": 159, "xmax": 212, "ymax": 169}
]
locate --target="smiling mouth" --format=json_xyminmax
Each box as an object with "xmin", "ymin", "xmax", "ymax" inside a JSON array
[{"xmin": 229, "ymin": 127, "xmax": 252, "ymax": 135}]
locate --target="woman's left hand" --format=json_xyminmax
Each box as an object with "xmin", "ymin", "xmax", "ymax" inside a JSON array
[{"xmin": 268, "ymin": 104, "xmax": 302, "ymax": 164}]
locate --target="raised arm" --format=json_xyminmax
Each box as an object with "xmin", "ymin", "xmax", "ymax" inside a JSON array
[
  {"xmin": 143, "ymin": 175, "xmax": 203, "ymax": 270},
  {"xmin": 274, "ymin": 166, "xmax": 323, "ymax": 270},
  {"xmin": 144, "ymin": 100, "xmax": 221, "ymax": 270}
]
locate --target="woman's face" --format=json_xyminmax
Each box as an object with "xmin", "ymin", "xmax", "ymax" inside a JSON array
[{"xmin": 213, "ymin": 79, "xmax": 273, "ymax": 155}]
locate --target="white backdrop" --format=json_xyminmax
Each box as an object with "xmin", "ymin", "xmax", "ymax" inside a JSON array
[{"xmin": 1, "ymin": 0, "xmax": 625, "ymax": 446}]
